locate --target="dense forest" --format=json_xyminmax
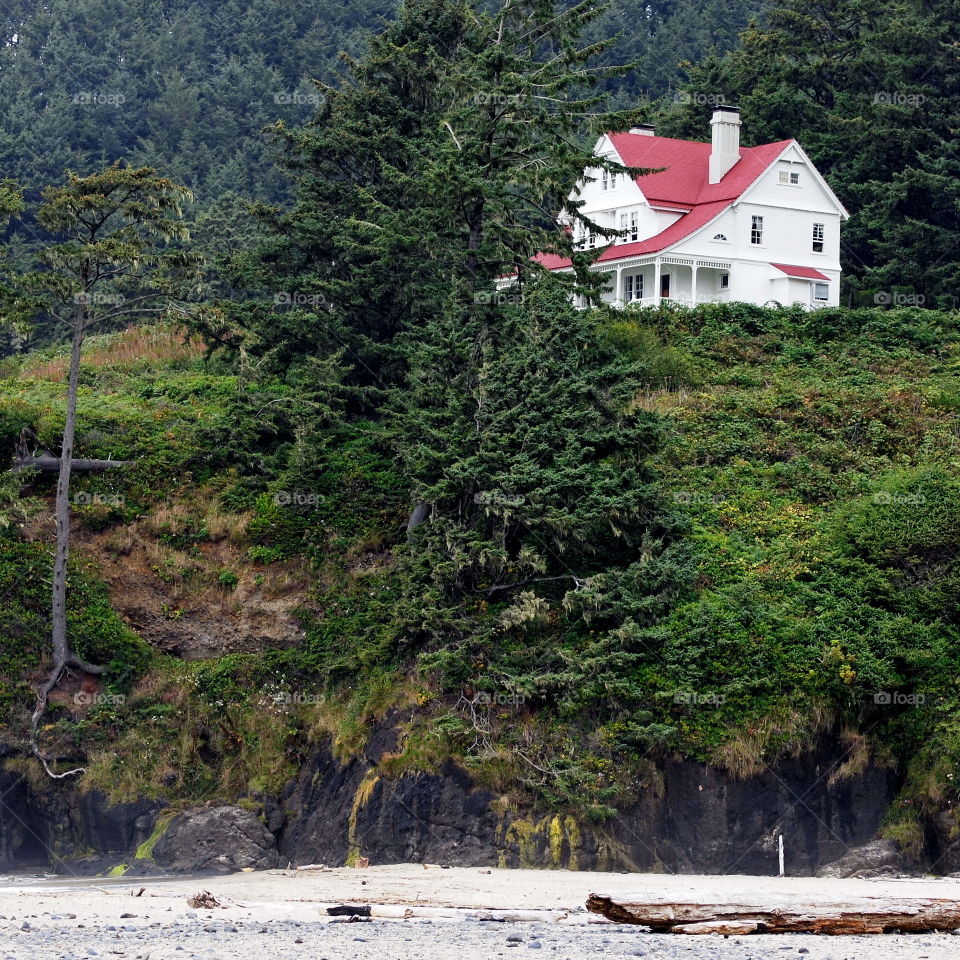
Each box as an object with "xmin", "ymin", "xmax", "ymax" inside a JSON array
[
  {"xmin": 0, "ymin": 0, "xmax": 958, "ymax": 871},
  {"xmin": 0, "ymin": 0, "xmax": 765, "ymax": 208}
]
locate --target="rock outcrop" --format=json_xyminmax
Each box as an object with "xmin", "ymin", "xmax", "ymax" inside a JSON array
[
  {"xmin": 0, "ymin": 732, "xmax": 932, "ymax": 877},
  {"xmin": 152, "ymin": 805, "xmax": 279, "ymax": 874},
  {"xmin": 816, "ymin": 839, "xmax": 907, "ymax": 878}
]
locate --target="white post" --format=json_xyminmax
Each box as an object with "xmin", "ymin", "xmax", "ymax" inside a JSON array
[
  {"xmin": 778, "ymin": 834, "xmax": 785, "ymax": 877},
  {"xmin": 654, "ymin": 258, "xmax": 661, "ymax": 306},
  {"xmin": 616, "ymin": 264, "xmax": 623, "ymax": 308},
  {"xmin": 691, "ymin": 264, "xmax": 698, "ymax": 306}
]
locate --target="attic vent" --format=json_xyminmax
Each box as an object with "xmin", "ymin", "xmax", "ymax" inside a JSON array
[{"xmin": 712, "ymin": 233, "xmax": 728, "ymax": 241}]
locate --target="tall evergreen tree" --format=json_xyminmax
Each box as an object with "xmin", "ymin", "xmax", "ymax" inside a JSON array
[
  {"xmin": 231, "ymin": 0, "xmax": 642, "ymax": 391},
  {"xmin": 393, "ymin": 277, "xmax": 686, "ymax": 657}
]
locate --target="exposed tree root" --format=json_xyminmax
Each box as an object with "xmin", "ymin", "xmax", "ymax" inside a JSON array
[{"xmin": 30, "ymin": 655, "xmax": 106, "ymax": 780}]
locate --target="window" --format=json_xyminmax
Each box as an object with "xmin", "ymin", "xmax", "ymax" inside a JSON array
[
  {"xmin": 624, "ymin": 273, "xmax": 644, "ymax": 302},
  {"xmin": 660, "ymin": 273, "xmax": 671, "ymax": 299},
  {"xmin": 587, "ymin": 229, "xmax": 595, "ymax": 249},
  {"xmin": 779, "ymin": 170, "xmax": 800, "ymax": 185},
  {"xmin": 813, "ymin": 282, "xmax": 829, "ymax": 302},
  {"xmin": 601, "ymin": 169, "xmax": 609, "ymax": 191},
  {"xmin": 720, "ymin": 273, "xmax": 730, "ymax": 289},
  {"xmin": 713, "ymin": 233, "xmax": 728, "ymax": 241},
  {"xmin": 812, "ymin": 222, "xmax": 825, "ymax": 253},
  {"xmin": 751, "ymin": 215, "xmax": 764, "ymax": 245},
  {"xmin": 619, "ymin": 213, "xmax": 627, "ymax": 243},
  {"xmin": 629, "ymin": 211, "xmax": 638, "ymax": 241}
]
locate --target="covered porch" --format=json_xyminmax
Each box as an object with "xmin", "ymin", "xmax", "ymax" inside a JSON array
[{"xmin": 594, "ymin": 255, "xmax": 733, "ymax": 309}]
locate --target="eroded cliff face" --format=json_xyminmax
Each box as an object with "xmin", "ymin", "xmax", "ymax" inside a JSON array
[
  {"xmin": 0, "ymin": 732, "xmax": 924, "ymax": 877},
  {"xmin": 275, "ymin": 737, "xmax": 900, "ymax": 875}
]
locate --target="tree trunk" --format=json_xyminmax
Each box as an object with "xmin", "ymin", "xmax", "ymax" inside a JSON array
[
  {"xmin": 30, "ymin": 316, "xmax": 104, "ymax": 779},
  {"xmin": 51, "ymin": 322, "xmax": 83, "ymax": 671},
  {"xmin": 586, "ymin": 891, "xmax": 960, "ymax": 934}
]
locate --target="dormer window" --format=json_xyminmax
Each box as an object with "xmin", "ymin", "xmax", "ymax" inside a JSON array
[
  {"xmin": 629, "ymin": 210, "xmax": 638, "ymax": 241},
  {"xmin": 601, "ymin": 169, "xmax": 609, "ymax": 191},
  {"xmin": 779, "ymin": 170, "xmax": 800, "ymax": 185},
  {"xmin": 712, "ymin": 233, "xmax": 728, "ymax": 241}
]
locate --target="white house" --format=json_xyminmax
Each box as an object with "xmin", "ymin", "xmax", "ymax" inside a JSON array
[{"xmin": 535, "ymin": 106, "xmax": 849, "ymax": 309}]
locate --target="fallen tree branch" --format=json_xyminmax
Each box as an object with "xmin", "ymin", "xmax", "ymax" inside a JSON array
[
  {"xmin": 586, "ymin": 891, "xmax": 960, "ymax": 935},
  {"xmin": 12, "ymin": 455, "xmax": 132, "ymax": 473}
]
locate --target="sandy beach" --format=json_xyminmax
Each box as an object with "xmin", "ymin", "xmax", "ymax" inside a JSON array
[{"xmin": 2, "ymin": 865, "xmax": 960, "ymax": 959}]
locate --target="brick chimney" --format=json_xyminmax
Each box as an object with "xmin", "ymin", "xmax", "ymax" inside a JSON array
[{"xmin": 709, "ymin": 105, "xmax": 741, "ymax": 184}]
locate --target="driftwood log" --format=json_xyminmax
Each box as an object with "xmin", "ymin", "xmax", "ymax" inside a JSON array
[
  {"xmin": 586, "ymin": 891, "xmax": 960, "ymax": 935},
  {"xmin": 12, "ymin": 455, "xmax": 131, "ymax": 472}
]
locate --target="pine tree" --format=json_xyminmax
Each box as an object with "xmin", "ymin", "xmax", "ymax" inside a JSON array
[
  {"xmin": 234, "ymin": 0, "xmax": 644, "ymax": 392},
  {"xmin": 393, "ymin": 277, "xmax": 685, "ymax": 655}
]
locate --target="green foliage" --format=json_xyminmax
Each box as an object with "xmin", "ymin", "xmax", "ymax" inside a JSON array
[
  {"xmin": 223, "ymin": 0, "xmax": 654, "ymax": 399},
  {"xmin": 217, "ymin": 570, "xmax": 239, "ymax": 591},
  {"xmin": 663, "ymin": 0, "xmax": 960, "ymax": 300},
  {"xmin": 0, "ymin": 539, "xmax": 151, "ymax": 714}
]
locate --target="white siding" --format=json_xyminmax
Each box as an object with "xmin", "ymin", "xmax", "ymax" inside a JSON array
[{"xmin": 566, "ymin": 136, "xmax": 846, "ymax": 308}]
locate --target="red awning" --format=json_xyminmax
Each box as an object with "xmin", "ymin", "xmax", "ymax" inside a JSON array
[{"xmin": 771, "ymin": 262, "xmax": 830, "ymax": 281}]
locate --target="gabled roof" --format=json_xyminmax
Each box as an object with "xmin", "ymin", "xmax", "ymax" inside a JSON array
[
  {"xmin": 535, "ymin": 133, "xmax": 793, "ymax": 270},
  {"xmin": 607, "ymin": 133, "xmax": 793, "ymax": 207},
  {"xmin": 771, "ymin": 262, "xmax": 830, "ymax": 281}
]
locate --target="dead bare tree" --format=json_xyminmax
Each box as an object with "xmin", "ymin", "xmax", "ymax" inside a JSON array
[{"xmin": 5, "ymin": 163, "xmax": 201, "ymax": 777}]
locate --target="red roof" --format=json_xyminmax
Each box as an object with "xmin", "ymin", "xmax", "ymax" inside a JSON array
[
  {"xmin": 607, "ymin": 134, "xmax": 792, "ymax": 206},
  {"xmin": 534, "ymin": 132, "xmax": 793, "ymax": 269},
  {"xmin": 771, "ymin": 262, "xmax": 830, "ymax": 281}
]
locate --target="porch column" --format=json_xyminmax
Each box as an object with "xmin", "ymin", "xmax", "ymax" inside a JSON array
[
  {"xmin": 654, "ymin": 258, "xmax": 661, "ymax": 306},
  {"xmin": 616, "ymin": 264, "xmax": 623, "ymax": 307},
  {"xmin": 691, "ymin": 263, "xmax": 698, "ymax": 306}
]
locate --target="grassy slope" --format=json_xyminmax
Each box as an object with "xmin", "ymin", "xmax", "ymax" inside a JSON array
[{"xmin": 1, "ymin": 308, "xmax": 959, "ymax": 852}]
